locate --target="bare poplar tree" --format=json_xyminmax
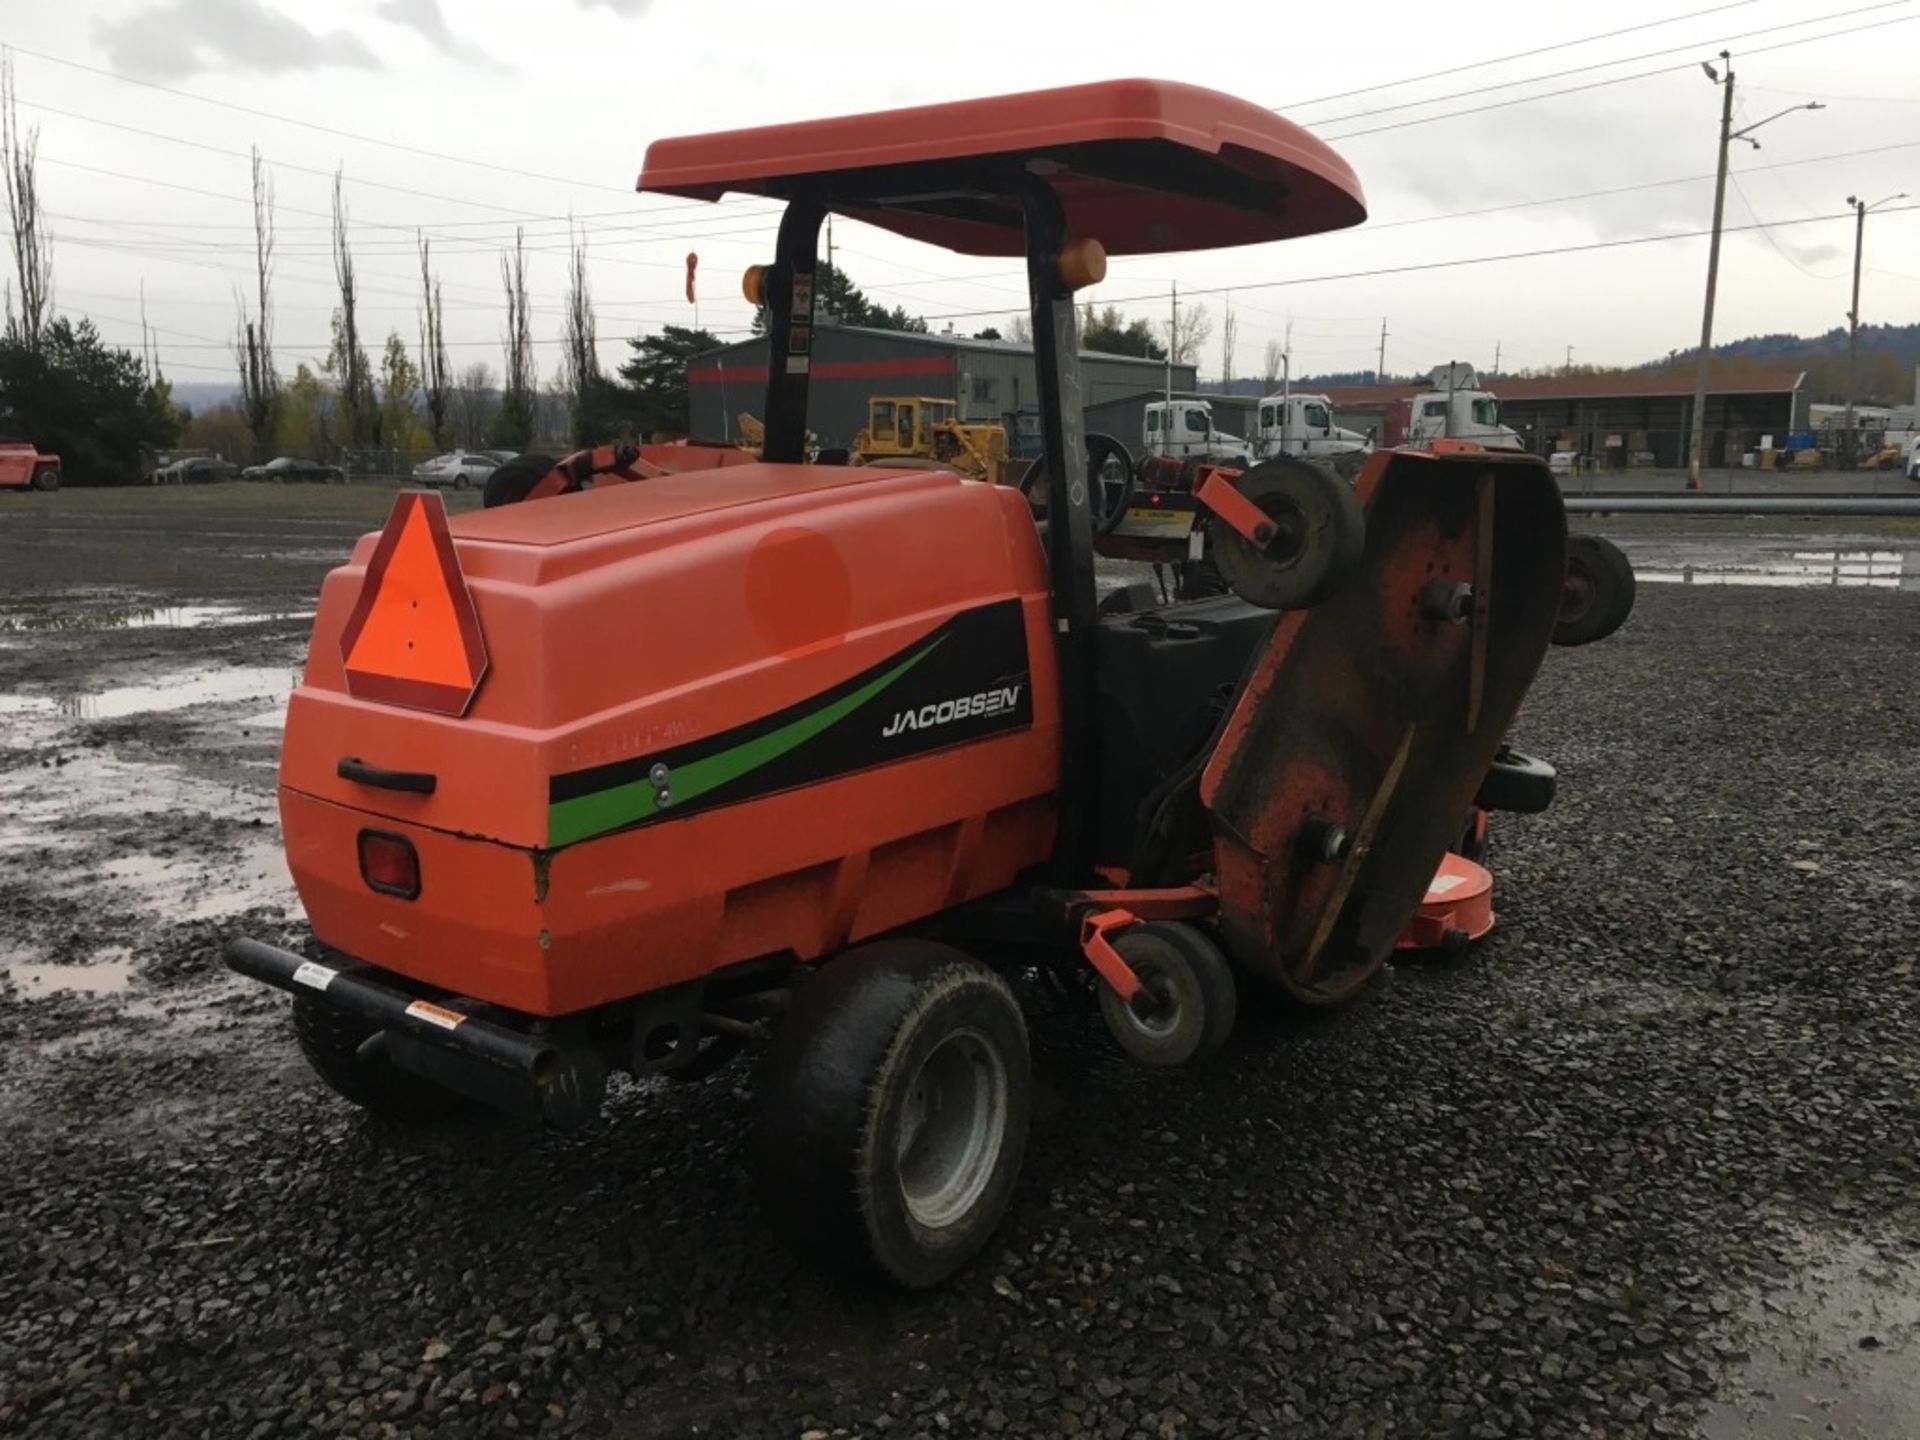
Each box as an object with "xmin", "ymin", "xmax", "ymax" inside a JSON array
[
  {"xmin": 417, "ymin": 232, "xmax": 450, "ymax": 451},
  {"xmin": 1164, "ymin": 301, "xmax": 1213, "ymax": 367},
  {"xmin": 494, "ymin": 227, "xmax": 535, "ymax": 447},
  {"xmin": 1219, "ymin": 299, "xmax": 1238, "ymax": 386},
  {"xmin": 2, "ymin": 54, "xmax": 53, "ymax": 349},
  {"xmin": 1262, "ymin": 339, "xmax": 1284, "ymax": 388},
  {"xmin": 561, "ymin": 221, "xmax": 599, "ymax": 443},
  {"xmin": 330, "ymin": 167, "xmax": 374, "ymax": 446},
  {"xmin": 140, "ymin": 279, "xmax": 157, "ymax": 381},
  {"xmin": 234, "ymin": 146, "xmax": 278, "ymax": 460},
  {"xmin": 454, "ymin": 362, "xmax": 497, "ymax": 448}
]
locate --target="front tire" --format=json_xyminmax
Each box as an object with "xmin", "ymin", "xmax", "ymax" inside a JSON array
[
  {"xmin": 751, "ymin": 940, "xmax": 1031, "ymax": 1288},
  {"xmin": 290, "ymin": 997, "xmax": 466, "ymax": 1124},
  {"xmin": 30, "ymin": 465, "xmax": 59, "ymax": 492},
  {"xmin": 454, "ymin": 472, "xmax": 471, "ymax": 491}
]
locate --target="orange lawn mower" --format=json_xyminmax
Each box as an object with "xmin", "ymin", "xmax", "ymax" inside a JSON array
[{"xmin": 225, "ymin": 80, "xmax": 1620, "ymax": 1287}]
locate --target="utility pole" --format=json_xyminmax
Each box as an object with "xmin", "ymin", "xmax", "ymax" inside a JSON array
[
  {"xmin": 1492, "ymin": 340, "xmax": 1501, "ymax": 377},
  {"xmin": 1565, "ymin": 345, "xmax": 1575, "ymax": 375},
  {"xmin": 1165, "ymin": 280, "xmax": 1177, "ymax": 455},
  {"xmin": 1688, "ymin": 51, "xmax": 1735, "ymax": 492},
  {"xmin": 1376, "ymin": 317, "xmax": 1388, "ymax": 385},
  {"xmin": 1281, "ymin": 317, "xmax": 1294, "ymax": 452},
  {"xmin": 1844, "ymin": 192, "xmax": 1909, "ymax": 453},
  {"xmin": 1688, "ymin": 54, "xmax": 1823, "ymax": 490},
  {"xmin": 825, "ymin": 212, "xmax": 835, "ymax": 278}
]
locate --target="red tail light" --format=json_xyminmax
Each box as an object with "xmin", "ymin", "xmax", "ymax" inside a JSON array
[{"xmin": 358, "ymin": 830, "xmax": 420, "ymax": 899}]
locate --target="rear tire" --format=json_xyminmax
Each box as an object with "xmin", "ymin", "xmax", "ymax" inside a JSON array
[
  {"xmin": 751, "ymin": 940, "xmax": 1030, "ymax": 1288},
  {"xmin": 290, "ymin": 996, "xmax": 466, "ymax": 1124},
  {"xmin": 454, "ymin": 472, "xmax": 471, "ymax": 491},
  {"xmin": 29, "ymin": 465, "xmax": 59, "ymax": 492}
]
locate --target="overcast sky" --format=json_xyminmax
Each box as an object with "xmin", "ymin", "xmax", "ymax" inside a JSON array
[{"xmin": 4, "ymin": 0, "xmax": 1918, "ymax": 392}]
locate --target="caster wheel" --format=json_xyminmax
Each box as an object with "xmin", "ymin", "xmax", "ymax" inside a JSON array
[
  {"xmin": 1553, "ymin": 534, "xmax": 1635, "ymax": 646},
  {"xmin": 1209, "ymin": 456, "xmax": 1364, "ymax": 610},
  {"xmin": 1097, "ymin": 921, "xmax": 1238, "ymax": 1067}
]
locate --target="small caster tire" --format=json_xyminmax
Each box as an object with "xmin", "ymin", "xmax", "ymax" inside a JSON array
[
  {"xmin": 1553, "ymin": 534, "xmax": 1635, "ymax": 646},
  {"xmin": 1210, "ymin": 456, "xmax": 1364, "ymax": 610},
  {"xmin": 1097, "ymin": 921, "xmax": 1238, "ymax": 1067}
]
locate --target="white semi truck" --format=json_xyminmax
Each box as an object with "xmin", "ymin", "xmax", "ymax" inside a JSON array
[
  {"xmin": 1252, "ymin": 392, "xmax": 1372, "ymax": 462},
  {"xmin": 1387, "ymin": 364, "xmax": 1523, "ymax": 450},
  {"xmin": 1142, "ymin": 400, "xmax": 1255, "ymax": 467}
]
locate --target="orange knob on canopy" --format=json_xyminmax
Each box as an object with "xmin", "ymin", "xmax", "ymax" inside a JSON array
[
  {"xmin": 685, "ymin": 252, "xmax": 699, "ymax": 304},
  {"xmin": 742, "ymin": 264, "xmax": 767, "ymax": 305},
  {"xmin": 1057, "ymin": 237, "xmax": 1107, "ymax": 291}
]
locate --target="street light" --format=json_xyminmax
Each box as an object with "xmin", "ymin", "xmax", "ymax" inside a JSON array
[
  {"xmin": 1686, "ymin": 52, "xmax": 1823, "ymax": 489},
  {"xmin": 1844, "ymin": 192, "xmax": 1910, "ymax": 445}
]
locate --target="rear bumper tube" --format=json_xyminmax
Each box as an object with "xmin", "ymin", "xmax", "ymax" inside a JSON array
[{"xmin": 224, "ymin": 938, "xmax": 559, "ymax": 1084}]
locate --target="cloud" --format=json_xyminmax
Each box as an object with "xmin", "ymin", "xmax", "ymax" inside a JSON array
[
  {"xmin": 577, "ymin": 0, "xmax": 651, "ymax": 14},
  {"xmin": 93, "ymin": 0, "xmax": 380, "ymax": 78},
  {"xmin": 376, "ymin": 0, "xmax": 503, "ymax": 69}
]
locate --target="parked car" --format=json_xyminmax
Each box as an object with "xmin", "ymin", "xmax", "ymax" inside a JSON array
[
  {"xmin": 412, "ymin": 450, "xmax": 506, "ymax": 490},
  {"xmin": 242, "ymin": 456, "xmax": 345, "ymax": 485},
  {"xmin": 154, "ymin": 457, "xmax": 241, "ymax": 485},
  {"xmin": 1906, "ymin": 434, "xmax": 1920, "ymax": 482}
]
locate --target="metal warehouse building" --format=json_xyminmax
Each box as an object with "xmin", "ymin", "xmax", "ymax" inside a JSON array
[
  {"xmin": 1324, "ymin": 367, "xmax": 1806, "ymax": 468},
  {"xmin": 688, "ymin": 326, "xmax": 1195, "ymax": 452}
]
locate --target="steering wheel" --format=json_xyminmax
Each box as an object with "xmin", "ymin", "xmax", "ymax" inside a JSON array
[{"xmin": 1016, "ymin": 431, "xmax": 1136, "ymax": 539}]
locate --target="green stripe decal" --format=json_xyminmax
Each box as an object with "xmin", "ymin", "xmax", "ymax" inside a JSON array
[{"xmin": 546, "ymin": 636, "xmax": 944, "ymax": 847}]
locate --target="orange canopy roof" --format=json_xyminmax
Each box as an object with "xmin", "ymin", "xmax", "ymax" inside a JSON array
[{"xmin": 637, "ymin": 79, "xmax": 1366, "ymax": 257}]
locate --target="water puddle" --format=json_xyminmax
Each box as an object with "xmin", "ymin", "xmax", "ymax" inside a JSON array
[
  {"xmin": 0, "ymin": 598, "xmax": 314, "ymax": 634},
  {"xmin": 4, "ymin": 951, "xmax": 135, "ymax": 997},
  {"xmin": 1704, "ymin": 1230, "xmax": 1920, "ymax": 1438},
  {"xmin": 97, "ymin": 839, "xmax": 294, "ymax": 921},
  {"xmin": 0, "ymin": 665, "xmax": 297, "ymax": 722},
  {"xmin": 1637, "ymin": 550, "xmax": 1912, "ymax": 590}
]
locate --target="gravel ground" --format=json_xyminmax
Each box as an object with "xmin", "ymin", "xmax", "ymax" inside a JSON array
[{"xmin": 1, "ymin": 491, "xmax": 1917, "ymax": 1438}]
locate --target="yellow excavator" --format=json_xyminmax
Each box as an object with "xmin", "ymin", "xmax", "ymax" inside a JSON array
[
  {"xmin": 737, "ymin": 397, "xmax": 1006, "ymax": 478},
  {"xmin": 852, "ymin": 396, "xmax": 1007, "ymax": 478}
]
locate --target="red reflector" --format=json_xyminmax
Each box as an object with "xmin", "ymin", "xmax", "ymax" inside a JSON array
[{"xmin": 358, "ymin": 830, "xmax": 420, "ymax": 899}]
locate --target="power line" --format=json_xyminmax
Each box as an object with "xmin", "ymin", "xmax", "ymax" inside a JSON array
[
  {"xmin": 1727, "ymin": 172, "xmax": 1844, "ymax": 279},
  {"xmin": 1274, "ymin": 0, "xmax": 1759, "ymax": 110},
  {"xmin": 1324, "ymin": 9, "xmax": 1920, "ymax": 141},
  {"xmin": 1308, "ymin": 0, "xmax": 1915, "ymax": 128},
  {"xmin": 909, "ymin": 203, "xmax": 1920, "ymax": 324}
]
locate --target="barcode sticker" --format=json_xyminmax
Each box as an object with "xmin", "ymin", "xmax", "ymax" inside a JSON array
[{"xmin": 291, "ymin": 961, "xmax": 336, "ymax": 992}]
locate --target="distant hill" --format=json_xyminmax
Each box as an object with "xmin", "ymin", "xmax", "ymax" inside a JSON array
[
  {"xmin": 167, "ymin": 380, "xmax": 241, "ymax": 413},
  {"xmin": 1203, "ymin": 323, "xmax": 1920, "ymax": 404}
]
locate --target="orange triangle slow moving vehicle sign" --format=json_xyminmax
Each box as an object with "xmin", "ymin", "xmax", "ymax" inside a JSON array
[{"xmin": 339, "ymin": 491, "xmax": 488, "ymax": 716}]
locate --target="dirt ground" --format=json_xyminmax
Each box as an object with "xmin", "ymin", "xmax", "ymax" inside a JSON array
[{"xmin": 1, "ymin": 484, "xmax": 1917, "ymax": 1439}]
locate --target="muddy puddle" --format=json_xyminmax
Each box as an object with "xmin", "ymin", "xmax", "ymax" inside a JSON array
[
  {"xmin": 3, "ymin": 951, "xmax": 135, "ymax": 997},
  {"xmin": 1630, "ymin": 547, "xmax": 1915, "ymax": 591},
  {"xmin": 0, "ymin": 596, "xmax": 314, "ymax": 635},
  {"xmin": 1704, "ymin": 1228, "xmax": 1920, "ymax": 1438},
  {"xmin": 0, "ymin": 665, "xmax": 297, "ymax": 723}
]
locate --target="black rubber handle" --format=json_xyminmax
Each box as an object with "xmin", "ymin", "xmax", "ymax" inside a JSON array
[{"xmin": 337, "ymin": 758, "xmax": 437, "ymax": 795}]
